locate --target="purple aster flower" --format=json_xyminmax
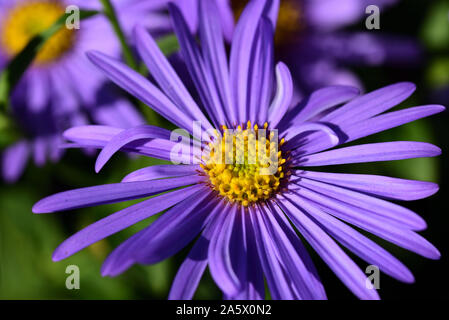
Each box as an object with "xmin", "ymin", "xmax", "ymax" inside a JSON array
[
  {"xmin": 221, "ymin": 0, "xmax": 421, "ymax": 95},
  {"xmin": 33, "ymin": 0, "xmax": 444, "ymax": 300},
  {"xmin": 0, "ymin": 0, "xmax": 178, "ymax": 182}
]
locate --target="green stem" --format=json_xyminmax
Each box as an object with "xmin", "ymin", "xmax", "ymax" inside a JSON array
[{"xmin": 100, "ymin": 0, "xmax": 138, "ymax": 70}]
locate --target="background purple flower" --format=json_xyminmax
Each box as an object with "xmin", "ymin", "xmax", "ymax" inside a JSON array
[
  {"xmin": 0, "ymin": 0, "xmax": 177, "ymax": 182},
  {"xmin": 33, "ymin": 0, "xmax": 444, "ymax": 300}
]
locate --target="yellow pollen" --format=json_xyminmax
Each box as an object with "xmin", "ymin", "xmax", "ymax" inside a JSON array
[
  {"xmin": 1, "ymin": 1, "xmax": 76, "ymax": 65},
  {"xmin": 202, "ymin": 123, "xmax": 289, "ymax": 207}
]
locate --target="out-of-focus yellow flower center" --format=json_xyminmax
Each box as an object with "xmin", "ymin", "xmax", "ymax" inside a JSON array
[
  {"xmin": 201, "ymin": 122, "xmax": 289, "ymax": 207},
  {"xmin": 232, "ymin": 0, "xmax": 303, "ymax": 45},
  {"xmin": 0, "ymin": 1, "xmax": 75, "ymax": 65},
  {"xmin": 275, "ymin": 0, "xmax": 303, "ymax": 45}
]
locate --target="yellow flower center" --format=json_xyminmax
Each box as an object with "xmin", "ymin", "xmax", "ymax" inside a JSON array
[
  {"xmin": 1, "ymin": 1, "xmax": 76, "ymax": 65},
  {"xmin": 201, "ymin": 122, "xmax": 290, "ymax": 207},
  {"xmin": 232, "ymin": 0, "xmax": 303, "ymax": 46}
]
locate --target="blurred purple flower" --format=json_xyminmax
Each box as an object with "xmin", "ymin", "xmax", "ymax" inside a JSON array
[
  {"xmin": 33, "ymin": 0, "xmax": 443, "ymax": 300},
  {"xmin": 0, "ymin": 0, "xmax": 176, "ymax": 182}
]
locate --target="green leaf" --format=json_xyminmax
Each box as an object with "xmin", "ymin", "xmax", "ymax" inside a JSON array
[{"xmin": 0, "ymin": 10, "xmax": 98, "ymax": 110}]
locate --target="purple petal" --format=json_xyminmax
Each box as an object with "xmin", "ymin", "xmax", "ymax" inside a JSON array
[
  {"xmin": 134, "ymin": 25, "xmax": 213, "ymax": 131},
  {"xmin": 321, "ymin": 82, "xmax": 416, "ymax": 125},
  {"xmin": 285, "ymin": 86, "xmax": 359, "ymax": 127},
  {"xmin": 268, "ymin": 62, "xmax": 293, "ymax": 128},
  {"xmin": 243, "ymin": 211, "xmax": 265, "ymax": 300},
  {"xmin": 295, "ymin": 141, "xmax": 441, "ymax": 167},
  {"xmin": 260, "ymin": 203, "xmax": 326, "ymax": 299},
  {"xmin": 2, "ymin": 140, "xmax": 29, "ymax": 183},
  {"xmin": 292, "ymin": 187, "xmax": 441, "ymax": 260},
  {"xmin": 248, "ymin": 18, "xmax": 274, "ymax": 124},
  {"xmin": 32, "ymin": 137, "xmax": 47, "ymax": 167},
  {"xmin": 292, "ymin": 176, "xmax": 427, "ymax": 230},
  {"xmin": 32, "ymin": 175, "xmax": 204, "ymax": 213},
  {"xmin": 269, "ymin": 203, "xmax": 326, "ymax": 298},
  {"xmin": 92, "ymin": 97, "xmax": 146, "ymax": 129},
  {"xmin": 305, "ymin": 0, "xmax": 365, "ymax": 30},
  {"xmin": 278, "ymin": 196, "xmax": 380, "ymax": 300},
  {"xmin": 225, "ymin": 208, "xmax": 248, "ymax": 299},
  {"xmin": 52, "ymin": 185, "xmax": 203, "ymax": 261},
  {"xmin": 248, "ymin": 206, "xmax": 296, "ymax": 300},
  {"xmin": 340, "ymin": 105, "xmax": 445, "ymax": 143},
  {"xmin": 86, "ymin": 50, "xmax": 193, "ymax": 131},
  {"xmin": 169, "ymin": 3, "xmax": 226, "ymax": 126},
  {"xmin": 216, "ymin": 0, "xmax": 236, "ymax": 42},
  {"xmin": 112, "ymin": 189, "xmax": 222, "ymax": 276},
  {"xmin": 63, "ymin": 125, "xmax": 190, "ymax": 162},
  {"xmin": 292, "ymin": 105, "xmax": 445, "ymax": 157},
  {"xmin": 168, "ymin": 210, "xmax": 222, "ymax": 300},
  {"xmin": 229, "ymin": 0, "xmax": 277, "ymax": 124},
  {"xmin": 198, "ymin": 0, "xmax": 235, "ymax": 125},
  {"xmin": 95, "ymin": 125, "xmax": 171, "ymax": 172},
  {"xmin": 102, "ymin": 189, "xmax": 218, "ymax": 276},
  {"xmin": 122, "ymin": 164, "xmax": 200, "ymax": 182},
  {"xmin": 294, "ymin": 170, "xmax": 439, "ymax": 201},
  {"xmin": 64, "ymin": 125, "xmax": 122, "ymax": 145},
  {"xmin": 287, "ymin": 193, "xmax": 414, "ymax": 283},
  {"xmin": 27, "ymin": 71, "xmax": 50, "ymax": 112},
  {"xmin": 208, "ymin": 204, "xmax": 241, "ymax": 297},
  {"xmin": 283, "ymin": 122, "xmax": 340, "ymax": 148}
]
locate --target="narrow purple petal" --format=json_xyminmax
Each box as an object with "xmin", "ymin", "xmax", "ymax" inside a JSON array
[
  {"xmin": 292, "ymin": 187, "xmax": 441, "ymax": 260},
  {"xmin": 27, "ymin": 71, "xmax": 50, "ymax": 112},
  {"xmin": 287, "ymin": 193, "xmax": 414, "ymax": 283},
  {"xmin": 63, "ymin": 125, "xmax": 192, "ymax": 162},
  {"xmin": 285, "ymin": 86, "xmax": 360, "ymax": 126},
  {"xmin": 248, "ymin": 18, "xmax": 273, "ymax": 124},
  {"xmin": 290, "ymin": 105, "xmax": 445, "ymax": 158},
  {"xmin": 135, "ymin": 193, "xmax": 218, "ymax": 264},
  {"xmin": 268, "ymin": 62, "xmax": 293, "ymax": 128},
  {"xmin": 64, "ymin": 125, "xmax": 122, "ymax": 145},
  {"xmin": 243, "ymin": 210, "xmax": 265, "ymax": 300},
  {"xmin": 295, "ymin": 141, "xmax": 441, "ymax": 167},
  {"xmin": 2, "ymin": 140, "xmax": 29, "ymax": 183},
  {"xmin": 134, "ymin": 25, "xmax": 213, "ymax": 131},
  {"xmin": 339, "ymin": 105, "xmax": 446, "ymax": 143},
  {"xmin": 208, "ymin": 204, "xmax": 241, "ymax": 297},
  {"xmin": 32, "ymin": 175, "xmax": 204, "ymax": 213},
  {"xmin": 199, "ymin": 0, "xmax": 235, "ymax": 126},
  {"xmin": 248, "ymin": 206, "xmax": 296, "ymax": 300},
  {"xmin": 260, "ymin": 203, "xmax": 326, "ymax": 299},
  {"xmin": 292, "ymin": 176, "xmax": 427, "ymax": 230},
  {"xmin": 283, "ymin": 122, "xmax": 340, "ymax": 148},
  {"xmin": 269, "ymin": 203, "xmax": 326, "ymax": 298},
  {"xmin": 169, "ymin": 3, "xmax": 226, "ymax": 126},
  {"xmin": 122, "ymin": 164, "xmax": 200, "ymax": 182},
  {"xmin": 52, "ymin": 185, "xmax": 203, "ymax": 261},
  {"xmin": 86, "ymin": 50, "xmax": 193, "ymax": 131},
  {"xmin": 294, "ymin": 170, "xmax": 439, "ymax": 201},
  {"xmin": 101, "ymin": 188, "xmax": 217, "ymax": 276},
  {"xmin": 278, "ymin": 197, "xmax": 380, "ymax": 300},
  {"xmin": 95, "ymin": 125, "xmax": 171, "ymax": 172},
  {"xmin": 168, "ymin": 210, "xmax": 222, "ymax": 300},
  {"xmin": 32, "ymin": 137, "xmax": 47, "ymax": 167},
  {"xmin": 321, "ymin": 82, "xmax": 416, "ymax": 125},
  {"xmin": 229, "ymin": 0, "xmax": 277, "ymax": 124}
]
